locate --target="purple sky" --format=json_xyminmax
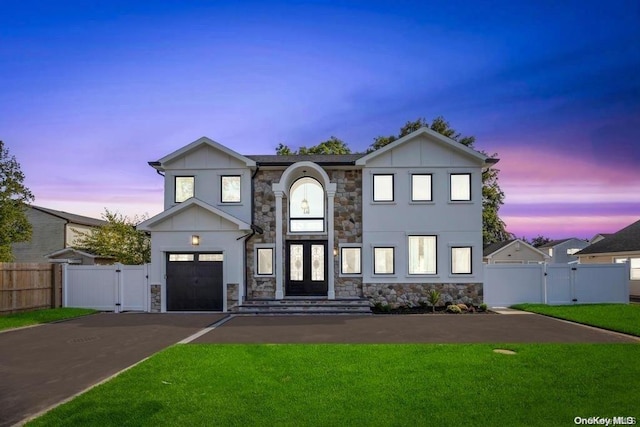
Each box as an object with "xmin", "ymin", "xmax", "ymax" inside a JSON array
[{"xmin": 1, "ymin": 0, "xmax": 639, "ymax": 240}]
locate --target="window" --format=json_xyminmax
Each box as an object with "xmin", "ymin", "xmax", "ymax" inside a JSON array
[
  {"xmin": 615, "ymin": 257, "xmax": 640, "ymax": 280},
  {"xmin": 200, "ymin": 254, "xmax": 223, "ymax": 262},
  {"xmin": 451, "ymin": 247, "xmax": 472, "ymax": 274},
  {"xmin": 221, "ymin": 175, "xmax": 241, "ymax": 203},
  {"xmin": 341, "ymin": 247, "xmax": 362, "ymax": 275},
  {"xmin": 169, "ymin": 254, "xmax": 194, "ymax": 261},
  {"xmin": 175, "ymin": 176, "xmax": 194, "ymax": 203},
  {"xmin": 548, "ymin": 248, "xmax": 554, "ymax": 257},
  {"xmin": 566, "ymin": 248, "xmax": 580, "ymax": 255},
  {"xmin": 374, "ymin": 247, "xmax": 395, "ymax": 274},
  {"xmin": 450, "ymin": 174, "xmax": 471, "ymax": 201},
  {"xmin": 289, "ymin": 177, "xmax": 324, "ymax": 232},
  {"xmin": 256, "ymin": 248, "xmax": 274, "ymax": 275},
  {"xmin": 411, "ymin": 174, "xmax": 432, "ymax": 201},
  {"xmin": 373, "ymin": 174, "xmax": 394, "ymax": 202},
  {"xmin": 408, "ymin": 236, "xmax": 437, "ymax": 274}
]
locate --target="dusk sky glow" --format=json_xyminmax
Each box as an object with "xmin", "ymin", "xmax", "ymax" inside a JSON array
[{"xmin": 1, "ymin": 0, "xmax": 639, "ymax": 240}]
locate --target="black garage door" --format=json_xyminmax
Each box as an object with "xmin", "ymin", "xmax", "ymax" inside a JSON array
[{"xmin": 166, "ymin": 253, "xmax": 223, "ymax": 311}]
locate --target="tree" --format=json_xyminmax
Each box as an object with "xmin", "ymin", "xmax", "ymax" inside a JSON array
[
  {"xmin": 74, "ymin": 209, "xmax": 150, "ymax": 265},
  {"xmin": 276, "ymin": 136, "xmax": 351, "ymax": 155},
  {"xmin": 529, "ymin": 235, "xmax": 552, "ymax": 247},
  {"xmin": 0, "ymin": 141, "xmax": 34, "ymax": 261}
]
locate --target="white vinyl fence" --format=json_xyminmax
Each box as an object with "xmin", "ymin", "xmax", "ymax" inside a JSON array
[
  {"xmin": 63, "ymin": 264, "xmax": 149, "ymax": 312},
  {"xmin": 484, "ymin": 263, "xmax": 629, "ymax": 307}
]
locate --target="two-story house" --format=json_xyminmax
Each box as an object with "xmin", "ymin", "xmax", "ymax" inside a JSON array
[{"xmin": 138, "ymin": 128, "xmax": 497, "ymax": 312}]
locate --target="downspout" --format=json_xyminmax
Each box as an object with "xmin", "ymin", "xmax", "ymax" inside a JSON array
[{"xmin": 237, "ymin": 164, "xmax": 261, "ymax": 303}]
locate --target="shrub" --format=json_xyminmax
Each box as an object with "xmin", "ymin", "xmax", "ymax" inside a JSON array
[
  {"xmin": 446, "ymin": 305, "xmax": 462, "ymax": 314},
  {"xmin": 427, "ymin": 289, "xmax": 441, "ymax": 313},
  {"xmin": 456, "ymin": 303, "xmax": 468, "ymax": 311},
  {"xmin": 373, "ymin": 302, "xmax": 391, "ymax": 313},
  {"xmin": 479, "ymin": 303, "xmax": 488, "ymax": 312}
]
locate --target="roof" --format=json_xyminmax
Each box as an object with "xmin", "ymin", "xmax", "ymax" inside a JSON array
[
  {"xmin": 483, "ymin": 239, "xmax": 549, "ymax": 259},
  {"xmin": 31, "ymin": 206, "xmax": 107, "ymax": 227},
  {"xmin": 246, "ymin": 154, "xmax": 365, "ymax": 166},
  {"xmin": 137, "ymin": 198, "xmax": 251, "ymax": 231},
  {"xmin": 151, "ymin": 136, "xmax": 256, "ymax": 171},
  {"xmin": 538, "ymin": 238, "xmax": 578, "ymax": 248},
  {"xmin": 46, "ymin": 248, "xmax": 114, "ymax": 259},
  {"xmin": 577, "ymin": 219, "xmax": 640, "ymax": 255}
]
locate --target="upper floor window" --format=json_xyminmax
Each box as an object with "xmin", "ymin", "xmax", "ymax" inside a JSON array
[
  {"xmin": 221, "ymin": 175, "xmax": 241, "ymax": 203},
  {"xmin": 411, "ymin": 174, "xmax": 432, "ymax": 202},
  {"xmin": 175, "ymin": 176, "xmax": 194, "ymax": 203},
  {"xmin": 373, "ymin": 174, "xmax": 394, "ymax": 202},
  {"xmin": 450, "ymin": 173, "xmax": 471, "ymax": 201},
  {"xmin": 289, "ymin": 177, "xmax": 324, "ymax": 232}
]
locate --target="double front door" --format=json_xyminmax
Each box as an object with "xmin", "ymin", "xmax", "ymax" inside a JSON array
[{"xmin": 285, "ymin": 240, "xmax": 328, "ymax": 296}]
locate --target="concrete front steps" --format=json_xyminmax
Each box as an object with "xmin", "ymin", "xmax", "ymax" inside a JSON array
[{"xmin": 237, "ymin": 298, "xmax": 372, "ymax": 315}]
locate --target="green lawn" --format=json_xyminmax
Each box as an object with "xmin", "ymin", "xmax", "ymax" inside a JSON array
[
  {"xmin": 511, "ymin": 303, "xmax": 640, "ymax": 336},
  {"xmin": 0, "ymin": 307, "xmax": 96, "ymax": 331},
  {"xmin": 29, "ymin": 343, "xmax": 639, "ymax": 427}
]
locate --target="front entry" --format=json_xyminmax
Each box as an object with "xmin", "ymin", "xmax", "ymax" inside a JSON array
[
  {"xmin": 166, "ymin": 253, "xmax": 223, "ymax": 311},
  {"xmin": 285, "ymin": 241, "xmax": 328, "ymax": 296}
]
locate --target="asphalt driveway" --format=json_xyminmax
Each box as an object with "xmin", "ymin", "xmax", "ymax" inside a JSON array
[
  {"xmin": 192, "ymin": 312, "xmax": 639, "ymax": 344},
  {"xmin": 0, "ymin": 313, "xmax": 224, "ymax": 427}
]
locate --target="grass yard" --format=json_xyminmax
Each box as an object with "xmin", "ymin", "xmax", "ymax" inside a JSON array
[
  {"xmin": 0, "ymin": 307, "xmax": 96, "ymax": 331},
  {"xmin": 511, "ymin": 303, "xmax": 640, "ymax": 336},
  {"xmin": 29, "ymin": 343, "xmax": 639, "ymax": 427}
]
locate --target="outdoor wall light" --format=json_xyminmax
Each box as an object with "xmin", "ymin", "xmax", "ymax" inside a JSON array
[
  {"xmin": 333, "ymin": 248, "xmax": 339, "ymax": 257},
  {"xmin": 191, "ymin": 235, "xmax": 200, "ymax": 246}
]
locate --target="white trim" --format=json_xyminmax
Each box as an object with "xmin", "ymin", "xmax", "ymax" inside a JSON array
[
  {"xmin": 156, "ymin": 136, "xmax": 256, "ymax": 168},
  {"xmin": 355, "ymin": 127, "xmax": 490, "ymax": 166},
  {"xmin": 137, "ymin": 198, "xmax": 251, "ymax": 231}
]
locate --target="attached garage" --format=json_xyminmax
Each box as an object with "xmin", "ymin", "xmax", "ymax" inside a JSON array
[{"xmin": 166, "ymin": 253, "xmax": 224, "ymax": 311}]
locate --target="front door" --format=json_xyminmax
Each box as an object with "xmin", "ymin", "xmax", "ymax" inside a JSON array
[{"xmin": 286, "ymin": 241, "xmax": 328, "ymax": 296}]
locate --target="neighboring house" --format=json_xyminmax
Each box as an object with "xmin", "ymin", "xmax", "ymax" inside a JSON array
[
  {"xmin": 46, "ymin": 248, "xmax": 115, "ymax": 265},
  {"xmin": 589, "ymin": 233, "xmax": 613, "ymax": 245},
  {"xmin": 11, "ymin": 206, "xmax": 108, "ymax": 264},
  {"xmin": 577, "ymin": 218, "xmax": 640, "ymax": 297},
  {"xmin": 537, "ymin": 238, "xmax": 590, "ymax": 263},
  {"xmin": 483, "ymin": 239, "xmax": 549, "ymax": 264},
  {"xmin": 139, "ymin": 128, "xmax": 497, "ymax": 312}
]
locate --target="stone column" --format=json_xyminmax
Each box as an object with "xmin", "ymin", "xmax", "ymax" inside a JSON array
[
  {"xmin": 274, "ymin": 190, "xmax": 284, "ymax": 299},
  {"xmin": 327, "ymin": 185, "xmax": 337, "ymax": 300}
]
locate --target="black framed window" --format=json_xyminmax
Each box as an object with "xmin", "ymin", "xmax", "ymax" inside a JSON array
[
  {"xmin": 221, "ymin": 175, "xmax": 241, "ymax": 203},
  {"xmin": 175, "ymin": 176, "xmax": 194, "ymax": 203},
  {"xmin": 451, "ymin": 246, "xmax": 472, "ymax": 274},
  {"xmin": 256, "ymin": 248, "xmax": 274, "ymax": 275},
  {"xmin": 450, "ymin": 173, "xmax": 471, "ymax": 201},
  {"xmin": 373, "ymin": 247, "xmax": 395, "ymax": 275},
  {"xmin": 373, "ymin": 174, "xmax": 394, "ymax": 202},
  {"xmin": 289, "ymin": 177, "xmax": 325, "ymax": 232},
  {"xmin": 408, "ymin": 236, "xmax": 437, "ymax": 275},
  {"xmin": 341, "ymin": 247, "xmax": 362, "ymax": 275},
  {"xmin": 411, "ymin": 174, "xmax": 432, "ymax": 201}
]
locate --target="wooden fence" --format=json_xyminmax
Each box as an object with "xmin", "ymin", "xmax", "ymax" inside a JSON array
[{"xmin": 0, "ymin": 263, "xmax": 63, "ymax": 314}]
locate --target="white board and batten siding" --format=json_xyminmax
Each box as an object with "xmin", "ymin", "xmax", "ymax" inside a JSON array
[
  {"xmin": 484, "ymin": 263, "xmax": 629, "ymax": 307},
  {"xmin": 64, "ymin": 264, "xmax": 149, "ymax": 312}
]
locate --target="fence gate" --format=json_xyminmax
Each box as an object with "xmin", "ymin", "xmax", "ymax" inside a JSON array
[
  {"xmin": 63, "ymin": 264, "xmax": 149, "ymax": 312},
  {"xmin": 484, "ymin": 263, "xmax": 629, "ymax": 307}
]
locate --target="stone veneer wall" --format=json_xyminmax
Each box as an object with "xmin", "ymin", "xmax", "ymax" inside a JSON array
[
  {"xmin": 150, "ymin": 284, "xmax": 161, "ymax": 312},
  {"xmin": 227, "ymin": 283, "xmax": 239, "ymax": 311},
  {"xmin": 364, "ymin": 283, "xmax": 483, "ymax": 309},
  {"xmin": 246, "ymin": 168, "xmax": 364, "ymax": 299},
  {"xmin": 332, "ymin": 170, "xmax": 362, "ymax": 298}
]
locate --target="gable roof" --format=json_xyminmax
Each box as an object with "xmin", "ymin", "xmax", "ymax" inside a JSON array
[
  {"xmin": 355, "ymin": 127, "xmax": 497, "ymax": 166},
  {"xmin": 150, "ymin": 137, "xmax": 256, "ymax": 171},
  {"xmin": 31, "ymin": 206, "xmax": 107, "ymax": 227},
  {"xmin": 483, "ymin": 238, "xmax": 549, "ymax": 259},
  {"xmin": 246, "ymin": 154, "xmax": 365, "ymax": 166},
  {"xmin": 137, "ymin": 198, "xmax": 251, "ymax": 231},
  {"xmin": 537, "ymin": 238, "xmax": 588, "ymax": 249},
  {"xmin": 46, "ymin": 248, "xmax": 114, "ymax": 260},
  {"xmin": 577, "ymin": 219, "xmax": 640, "ymax": 255}
]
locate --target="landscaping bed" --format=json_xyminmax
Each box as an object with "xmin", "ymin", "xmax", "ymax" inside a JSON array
[{"xmin": 372, "ymin": 302, "xmax": 491, "ymax": 314}]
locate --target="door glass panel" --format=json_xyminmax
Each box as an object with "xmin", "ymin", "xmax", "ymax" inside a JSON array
[
  {"xmin": 311, "ymin": 244, "xmax": 324, "ymax": 281},
  {"xmin": 290, "ymin": 244, "xmax": 303, "ymax": 281}
]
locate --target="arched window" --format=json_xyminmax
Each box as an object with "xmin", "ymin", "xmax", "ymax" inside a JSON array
[{"xmin": 289, "ymin": 177, "xmax": 324, "ymax": 232}]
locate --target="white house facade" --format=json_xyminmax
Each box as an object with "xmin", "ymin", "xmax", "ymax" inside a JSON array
[{"xmin": 139, "ymin": 128, "xmax": 497, "ymax": 312}]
